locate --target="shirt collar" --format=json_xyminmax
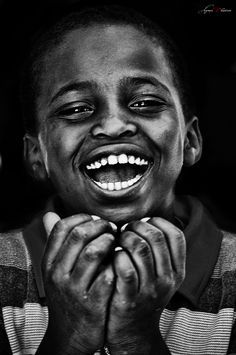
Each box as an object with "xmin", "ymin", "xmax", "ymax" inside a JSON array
[
  {"xmin": 23, "ymin": 196, "xmax": 223, "ymax": 303},
  {"xmin": 23, "ymin": 199, "xmax": 54, "ymax": 298},
  {"xmin": 174, "ymin": 195, "xmax": 223, "ymax": 306}
]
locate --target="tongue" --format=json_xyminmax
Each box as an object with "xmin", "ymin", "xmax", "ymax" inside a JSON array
[{"xmin": 92, "ymin": 165, "xmax": 139, "ymax": 183}]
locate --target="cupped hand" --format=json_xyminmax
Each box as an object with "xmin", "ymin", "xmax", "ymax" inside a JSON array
[
  {"xmin": 106, "ymin": 217, "xmax": 186, "ymax": 354},
  {"xmin": 40, "ymin": 212, "xmax": 116, "ymax": 355}
]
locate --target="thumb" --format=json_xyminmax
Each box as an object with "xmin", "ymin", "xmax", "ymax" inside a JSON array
[{"xmin": 43, "ymin": 212, "xmax": 61, "ymax": 237}]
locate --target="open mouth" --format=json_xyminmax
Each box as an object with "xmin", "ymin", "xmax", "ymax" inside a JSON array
[{"xmin": 82, "ymin": 153, "xmax": 153, "ymax": 191}]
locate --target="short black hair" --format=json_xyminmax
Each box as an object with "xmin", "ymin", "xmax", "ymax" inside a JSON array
[{"xmin": 20, "ymin": 4, "xmax": 196, "ymax": 135}]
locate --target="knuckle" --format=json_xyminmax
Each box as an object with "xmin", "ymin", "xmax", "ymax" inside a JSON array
[
  {"xmin": 104, "ymin": 273, "xmax": 115, "ymax": 286},
  {"xmin": 151, "ymin": 229, "xmax": 164, "ymax": 243},
  {"xmin": 159, "ymin": 274, "xmax": 175, "ymax": 289},
  {"xmin": 102, "ymin": 233, "xmax": 115, "ymax": 245},
  {"xmin": 141, "ymin": 220, "xmax": 165, "ymax": 242},
  {"xmin": 55, "ymin": 219, "xmax": 68, "ymax": 232},
  {"xmin": 120, "ymin": 230, "xmax": 133, "ymax": 242},
  {"xmin": 50, "ymin": 268, "xmax": 63, "ymax": 285},
  {"xmin": 92, "ymin": 219, "xmax": 111, "ymax": 233},
  {"xmin": 120, "ymin": 231, "xmax": 138, "ymax": 250},
  {"xmin": 136, "ymin": 239, "xmax": 150, "ymax": 257},
  {"xmin": 84, "ymin": 245, "xmax": 103, "ymax": 260},
  {"xmin": 69, "ymin": 226, "xmax": 87, "ymax": 244},
  {"xmin": 149, "ymin": 287, "xmax": 159, "ymax": 301},
  {"xmin": 166, "ymin": 275, "xmax": 175, "ymax": 288},
  {"xmin": 121, "ymin": 269, "xmax": 136, "ymax": 283},
  {"xmin": 98, "ymin": 219, "xmax": 110, "ymax": 229},
  {"xmin": 175, "ymin": 229, "xmax": 185, "ymax": 241},
  {"xmin": 143, "ymin": 284, "xmax": 158, "ymax": 300}
]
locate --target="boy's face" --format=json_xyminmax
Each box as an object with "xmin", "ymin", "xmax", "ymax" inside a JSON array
[{"xmin": 34, "ymin": 24, "xmax": 198, "ymax": 224}]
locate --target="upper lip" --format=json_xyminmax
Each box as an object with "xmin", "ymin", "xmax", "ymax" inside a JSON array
[{"xmin": 78, "ymin": 143, "xmax": 154, "ymax": 168}]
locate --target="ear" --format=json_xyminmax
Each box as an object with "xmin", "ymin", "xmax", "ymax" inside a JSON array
[
  {"xmin": 23, "ymin": 134, "xmax": 48, "ymax": 182},
  {"xmin": 183, "ymin": 116, "xmax": 202, "ymax": 167}
]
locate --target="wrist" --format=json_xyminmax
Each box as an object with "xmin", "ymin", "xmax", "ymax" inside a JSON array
[
  {"xmin": 106, "ymin": 332, "xmax": 169, "ymax": 355},
  {"xmin": 106, "ymin": 312, "xmax": 166, "ymax": 355},
  {"xmin": 36, "ymin": 322, "xmax": 92, "ymax": 355},
  {"xmin": 106, "ymin": 331, "xmax": 155, "ymax": 355}
]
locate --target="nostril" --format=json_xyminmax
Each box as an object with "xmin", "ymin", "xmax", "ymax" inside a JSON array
[
  {"xmin": 93, "ymin": 132, "xmax": 109, "ymax": 139},
  {"xmin": 119, "ymin": 130, "xmax": 137, "ymax": 138}
]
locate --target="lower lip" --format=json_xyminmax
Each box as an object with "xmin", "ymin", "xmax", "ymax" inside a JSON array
[{"xmin": 83, "ymin": 163, "xmax": 153, "ymax": 197}]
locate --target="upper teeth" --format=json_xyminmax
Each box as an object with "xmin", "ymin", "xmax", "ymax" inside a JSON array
[{"xmin": 86, "ymin": 154, "xmax": 148, "ymax": 170}]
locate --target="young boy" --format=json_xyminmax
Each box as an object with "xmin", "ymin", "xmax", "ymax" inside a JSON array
[{"xmin": 0, "ymin": 5, "xmax": 235, "ymax": 355}]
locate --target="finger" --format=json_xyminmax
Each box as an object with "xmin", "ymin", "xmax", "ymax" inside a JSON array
[
  {"xmin": 72, "ymin": 233, "xmax": 115, "ymax": 290},
  {"xmin": 42, "ymin": 214, "xmax": 92, "ymax": 273},
  {"xmin": 148, "ymin": 217, "xmax": 186, "ymax": 277},
  {"xmin": 124, "ymin": 221, "xmax": 173, "ymax": 278},
  {"xmin": 113, "ymin": 249, "xmax": 138, "ymax": 302},
  {"xmin": 54, "ymin": 219, "xmax": 116, "ymax": 275},
  {"xmin": 89, "ymin": 263, "xmax": 115, "ymax": 305},
  {"xmin": 120, "ymin": 230, "xmax": 155, "ymax": 288},
  {"xmin": 43, "ymin": 212, "xmax": 61, "ymax": 236}
]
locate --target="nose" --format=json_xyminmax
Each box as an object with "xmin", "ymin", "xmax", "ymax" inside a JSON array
[{"xmin": 91, "ymin": 108, "xmax": 138, "ymax": 139}]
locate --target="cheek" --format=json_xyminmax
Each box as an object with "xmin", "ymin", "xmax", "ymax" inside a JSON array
[
  {"xmin": 161, "ymin": 129, "xmax": 185, "ymax": 178},
  {"xmin": 147, "ymin": 118, "xmax": 184, "ymax": 152},
  {"xmin": 42, "ymin": 126, "xmax": 82, "ymax": 170},
  {"xmin": 163, "ymin": 127, "xmax": 184, "ymax": 157},
  {"xmin": 146, "ymin": 118, "xmax": 185, "ymax": 175}
]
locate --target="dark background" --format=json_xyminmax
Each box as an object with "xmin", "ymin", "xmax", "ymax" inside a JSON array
[{"xmin": 0, "ymin": 0, "xmax": 235, "ymax": 231}]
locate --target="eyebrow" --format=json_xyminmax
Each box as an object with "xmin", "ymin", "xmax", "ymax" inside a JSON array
[
  {"xmin": 50, "ymin": 80, "xmax": 100, "ymax": 104},
  {"xmin": 120, "ymin": 76, "xmax": 171, "ymax": 95},
  {"xmin": 50, "ymin": 75, "xmax": 171, "ymax": 104}
]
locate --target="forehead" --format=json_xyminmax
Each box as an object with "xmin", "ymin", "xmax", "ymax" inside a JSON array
[{"xmin": 41, "ymin": 24, "xmax": 174, "ymax": 86}]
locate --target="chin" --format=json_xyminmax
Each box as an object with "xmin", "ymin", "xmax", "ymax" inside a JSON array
[{"xmin": 86, "ymin": 202, "xmax": 151, "ymax": 227}]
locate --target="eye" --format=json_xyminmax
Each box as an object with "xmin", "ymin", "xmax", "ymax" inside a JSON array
[
  {"xmin": 129, "ymin": 97, "xmax": 166, "ymax": 115},
  {"xmin": 55, "ymin": 103, "xmax": 95, "ymax": 121}
]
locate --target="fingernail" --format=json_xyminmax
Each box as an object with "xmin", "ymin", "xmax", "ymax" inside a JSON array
[
  {"xmin": 91, "ymin": 215, "xmax": 101, "ymax": 221},
  {"xmin": 109, "ymin": 222, "xmax": 118, "ymax": 232},
  {"xmin": 115, "ymin": 246, "xmax": 123, "ymax": 252},
  {"xmin": 141, "ymin": 217, "xmax": 151, "ymax": 222},
  {"xmin": 120, "ymin": 223, "xmax": 128, "ymax": 232}
]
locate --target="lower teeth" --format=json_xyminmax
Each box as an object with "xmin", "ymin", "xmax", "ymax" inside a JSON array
[{"xmin": 94, "ymin": 174, "xmax": 142, "ymax": 191}]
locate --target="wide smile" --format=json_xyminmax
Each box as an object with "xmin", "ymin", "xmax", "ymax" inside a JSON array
[{"xmin": 81, "ymin": 151, "xmax": 154, "ymax": 193}]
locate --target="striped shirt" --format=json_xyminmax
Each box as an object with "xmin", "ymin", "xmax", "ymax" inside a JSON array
[{"xmin": 0, "ymin": 196, "xmax": 236, "ymax": 354}]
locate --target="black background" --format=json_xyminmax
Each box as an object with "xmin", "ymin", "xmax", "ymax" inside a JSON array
[{"xmin": 0, "ymin": 0, "xmax": 235, "ymax": 231}]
